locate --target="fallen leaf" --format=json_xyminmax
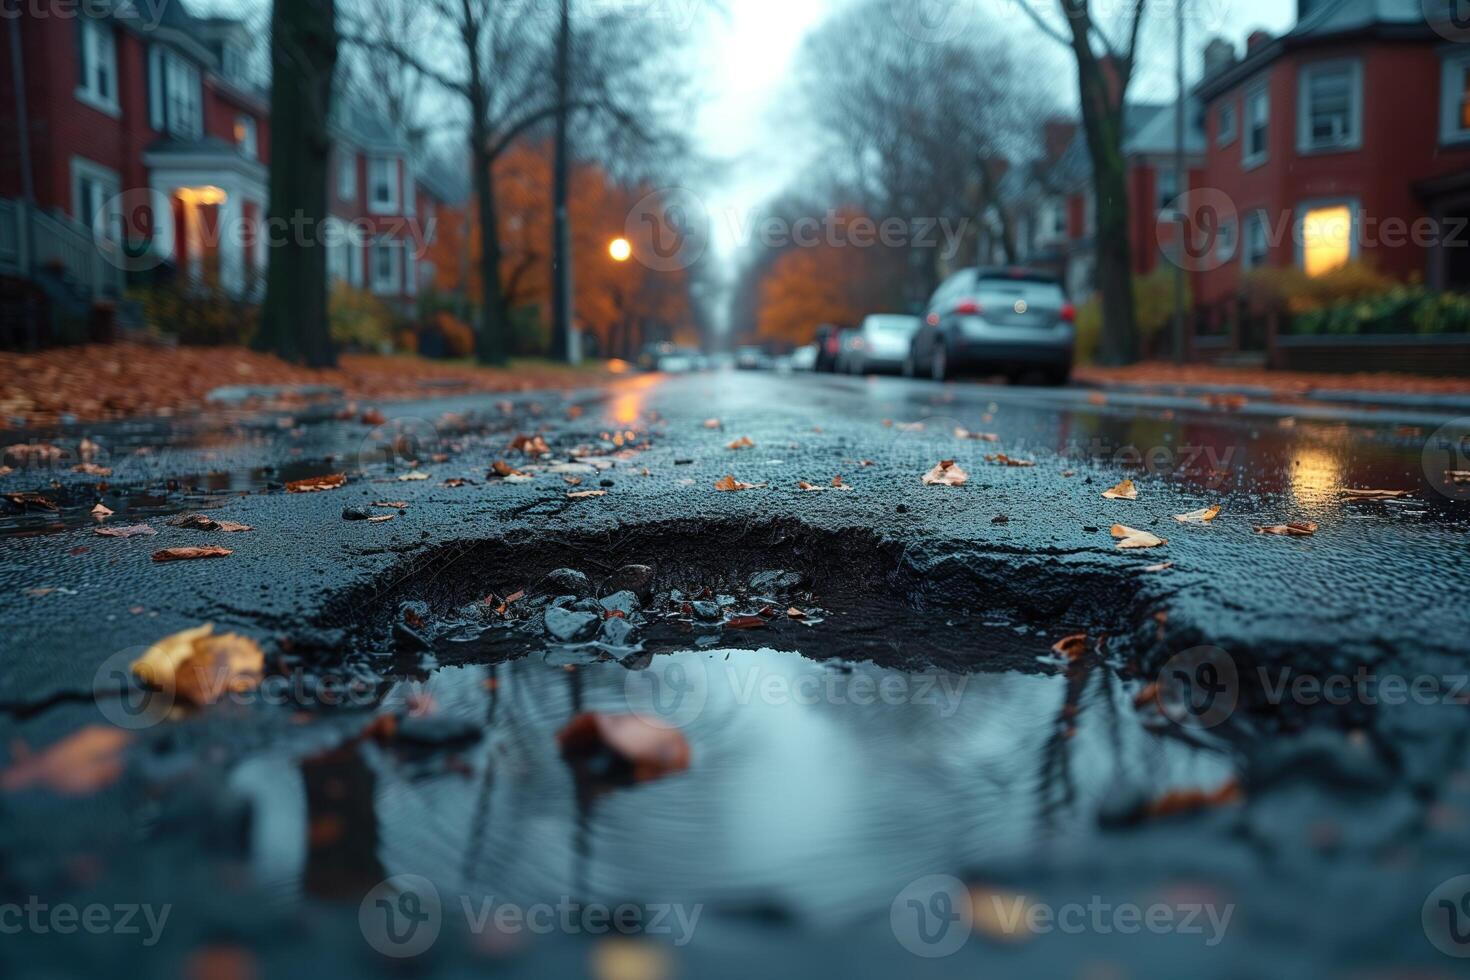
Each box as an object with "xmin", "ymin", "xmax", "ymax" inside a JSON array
[
  {"xmin": 4, "ymin": 492, "xmax": 58, "ymax": 511},
  {"xmin": 367, "ymin": 514, "xmax": 395, "ymax": 523},
  {"xmin": 1173, "ymin": 505, "xmax": 1221, "ymax": 524},
  {"xmin": 373, "ymin": 501, "xmax": 408, "ymax": 509},
  {"xmin": 726, "ymin": 435, "xmax": 755, "ymax": 450},
  {"xmin": 1060, "ymin": 470, "xmax": 1077, "ymax": 478},
  {"xmin": 557, "ymin": 713, "xmax": 690, "ymax": 783},
  {"xmin": 591, "ymin": 939, "xmax": 672, "ymax": 980},
  {"xmin": 831, "ymin": 475, "xmax": 851, "ymax": 490},
  {"xmin": 725, "ymin": 615, "xmax": 767, "ymax": 630},
  {"xmin": 1342, "ymin": 489, "xmax": 1411, "ymax": 500},
  {"xmin": 91, "ymin": 503, "xmax": 114, "ymax": 517},
  {"xmin": 491, "ymin": 460, "xmax": 532, "ymax": 480},
  {"xmin": 797, "ymin": 480, "xmax": 823, "ymax": 491},
  {"xmin": 954, "ymin": 428, "xmax": 1000, "ymax": 442},
  {"xmin": 969, "ymin": 887, "xmax": 1040, "ymax": 941},
  {"xmin": 1112, "ymin": 525, "xmax": 1167, "ymax": 549},
  {"xmin": 441, "ymin": 478, "xmax": 470, "ymax": 488},
  {"xmin": 922, "ymin": 460, "xmax": 968, "ymax": 486},
  {"xmin": 1142, "ymin": 561, "xmax": 1174, "ymax": 573},
  {"xmin": 1448, "ymin": 471, "xmax": 1470, "ymax": 485},
  {"xmin": 985, "ymin": 453, "xmax": 1035, "ymax": 468},
  {"xmin": 714, "ymin": 474, "xmax": 765, "ymax": 491},
  {"xmin": 568, "ymin": 490, "xmax": 608, "ymax": 499},
  {"xmin": 397, "ymin": 471, "xmax": 431, "ymax": 482},
  {"xmin": 509, "ymin": 434, "xmax": 552, "ymax": 455},
  {"xmin": 286, "ymin": 473, "xmax": 346, "ymax": 493},
  {"xmin": 72, "ymin": 463, "xmax": 112, "ymax": 476},
  {"xmin": 360, "ymin": 408, "xmax": 386, "ymax": 425},
  {"xmin": 1255, "ymin": 522, "xmax": 1318, "ymax": 537},
  {"xmin": 1051, "ymin": 633, "xmax": 1088, "ymax": 660},
  {"xmin": 152, "ymin": 546, "xmax": 233, "ymax": 562},
  {"xmin": 1, "ymin": 727, "xmax": 133, "ymax": 796},
  {"xmin": 1102, "ymin": 479, "xmax": 1138, "ymax": 500},
  {"xmin": 702, "ymin": 418, "xmax": 721, "ymax": 429},
  {"xmin": 167, "ymin": 513, "xmax": 253, "ymax": 532},
  {"xmin": 1142, "ymin": 779, "xmax": 1242, "ymax": 819},
  {"xmin": 786, "ymin": 607, "xmax": 807, "ymax": 619},
  {"xmin": 132, "ymin": 624, "xmax": 264, "ymax": 706},
  {"xmin": 94, "ymin": 524, "xmax": 156, "ymax": 538},
  {"xmin": 1133, "ymin": 682, "xmax": 1160, "ymax": 709}
]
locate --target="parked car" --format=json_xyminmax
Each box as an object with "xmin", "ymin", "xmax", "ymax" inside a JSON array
[
  {"xmin": 834, "ymin": 328, "xmax": 865, "ymax": 374},
  {"xmin": 790, "ymin": 344, "xmax": 818, "ymax": 371},
  {"xmin": 907, "ymin": 267, "xmax": 1074, "ymax": 384},
  {"xmin": 813, "ymin": 324, "xmax": 843, "ymax": 372},
  {"xmin": 735, "ymin": 346, "xmax": 770, "ymax": 370},
  {"xmin": 850, "ymin": 314, "xmax": 921, "ymax": 375}
]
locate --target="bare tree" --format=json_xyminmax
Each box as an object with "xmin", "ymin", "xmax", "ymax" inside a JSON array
[{"xmin": 1017, "ymin": 0, "xmax": 1149, "ymax": 365}]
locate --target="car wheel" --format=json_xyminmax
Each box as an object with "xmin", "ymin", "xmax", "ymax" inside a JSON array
[{"xmin": 930, "ymin": 344, "xmax": 947, "ymax": 382}]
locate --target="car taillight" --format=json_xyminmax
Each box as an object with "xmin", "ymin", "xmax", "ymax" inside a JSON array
[
  {"xmin": 1060, "ymin": 303, "xmax": 1076, "ymax": 323},
  {"xmin": 953, "ymin": 300, "xmax": 983, "ymax": 316}
]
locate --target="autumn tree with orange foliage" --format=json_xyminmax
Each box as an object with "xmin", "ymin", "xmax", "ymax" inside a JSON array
[{"xmin": 429, "ymin": 142, "xmax": 694, "ymax": 358}]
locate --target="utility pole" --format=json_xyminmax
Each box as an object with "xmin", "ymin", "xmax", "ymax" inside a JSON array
[
  {"xmin": 550, "ymin": 0, "xmax": 574, "ymax": 362},
  {"xmin": 1172, "ymin": 0, "xmax": 1187, "ymax": 364}
]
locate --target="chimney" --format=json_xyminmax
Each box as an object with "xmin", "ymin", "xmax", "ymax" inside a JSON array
[
  {"xmin": 1202, "ymin": 37, "xmax": 1235, "ymax": 78},
  {"xmin": 1246, "ymin": 30, "xmax": 1271, "ymax": 53},
  {"xmin": 1042, "ymin": 119, "xmax": 1077, "ymax": 163}
]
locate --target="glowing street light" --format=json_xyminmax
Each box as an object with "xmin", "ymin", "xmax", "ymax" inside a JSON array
[{"xmin": 609, "ymin": 237, "xmax": 632, "ymax": 263}]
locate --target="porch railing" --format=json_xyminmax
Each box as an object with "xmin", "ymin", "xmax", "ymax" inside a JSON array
[{"xmin": 0, "ymin": 198, "xmax": 123, "ymax": 300}]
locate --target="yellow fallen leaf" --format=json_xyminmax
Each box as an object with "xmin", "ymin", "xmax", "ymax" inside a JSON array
[
  {"xmin": 1174, "ymin": 505, "xmax": 1221, "ymax": 524},
  {"xmin": 1112, "ymin": 524, "xmax": 1167, "ymax": 549},
  {"xmin": 1102, "ymin": 479, "xmax": 1138, "ymax": 500},
  {"xmin": 922, "ymin": 460, "xmax": 968, "ymax": 486},
  {"xmin": 132, "ymin": 624, "xmax": 264, "ymax": 706},
  {"xmin": 130, "ymin": 623, "xmax": 214, "ymax": 690}
]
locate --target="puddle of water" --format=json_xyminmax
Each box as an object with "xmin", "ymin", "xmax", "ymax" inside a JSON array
[{"xmin": 234, "ymin": 650, "xmax": 1231, "ymax": 927}]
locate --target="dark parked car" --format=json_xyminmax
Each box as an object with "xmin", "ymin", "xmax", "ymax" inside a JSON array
[
  {"xmin": 906, "ymin": 267, "xmax": 1075, "ymax": 385},
  {"xmin": 813, "ymin": 324, "xmax": 843, "ymax": 372}
]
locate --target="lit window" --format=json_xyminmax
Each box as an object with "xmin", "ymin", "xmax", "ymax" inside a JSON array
[
  {"xmin": 76, "ymin": 19, "xmax": 118, "ymax": 114},
  {"xmin": 1300, "ymin": 204, "xmax": 1353, "ymax": 277},
  {"xmin": 1298, "ymin": 61, "xmax": 1361, "ymax": 151},
  {"xmin": 1244, "ymin": 84, "xmax": 1268, "ymax": 168}
]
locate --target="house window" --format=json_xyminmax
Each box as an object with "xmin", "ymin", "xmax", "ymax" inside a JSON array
[
  {"xmin": 75, "ymin": 18, "xmax": 118, "ymax": 115},
  {"xmin": 1441, "ymin": 54, "xmax": 1470, "ymax": 144},
  {"xmin": 1244, "ymin": 83, "xmax": 1269, "ymax": 168},
  {"xmin": 71, "ymin": 158, "xmax": 120, "ymax": 235},
  {"xmin": 369, "ymin": 157, "xmax": 399, "ymax": 214},
  {"xmin": 1242, "ymin": 211, "xmax": 1269, "ymax": 270},
  {"xmin": 371, "ymin": 239, "xmax": 402, "ymax": 295},
  {"xmin": 235, "ymin": 116, "xmax": 258, "ymax": 159},
  {"xmin": 1217, "ymin": 219, "xmax": 1237, "ymax": 264},
  {"xmin": 149, "ymin": 47, "xmax": 203, "ymax": 139},
  {"xmin": 1217, "ymin": 101, "xmax": 1237, "ymax": 146},
  {"xmin": 338, "ymin": 150, "xmax": 357, "ymax": 202},
  {"xmin": 1299, "ymin": 202, "xmax": 1355, "ymax": 277},
  {"xmin": 405, "ymin": 248, "xmax": 418, "ymax": 297},
  {"xmin": 1156, "ymin": 167, "xmax": 1178, "ymax": 212},
  {"xmin": 1298, "ymin": 60, "xmax": 1362, "ymax": 152}
]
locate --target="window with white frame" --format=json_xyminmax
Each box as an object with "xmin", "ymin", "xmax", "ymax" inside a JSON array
[
  {"xmin": 75, "ymin": 18, "xmax": 118, "ymax": 114},
  {"xmin": 1242, "ymin": 211, "xmax": 1269, "ymax": 270},
  {"xmin": 235, "ymin": 115, "xmax": 258, "ymax": 159},
  {"xmin": 71, "ymin": 158, "xmax": 120, "ymax": 236},
  {"xmin": 371, "ymin": 239, "xmax": 402, "ymax": 295},
  {"xmin": 1244, "ymin": 83, "xmax": 1269, "ymax": 168},
  {"xmin": 1441, "ymin": 53, "xmax": 1470, "ymax": 144},
  {"xmin": 369, "ymin": 157, "xmax": 399, "ymax": 213},
  {"xmin": 1298, "ymin": 60, "xmax": 1362, "ymax": 152},
  {"xmin": 148, "ymin": 46, "xmax": 203, "ymax": 139},
  {"xmin": 1216, "ymin": 218, "xmax": 1237, "ymax": 264},
  {"xmin": 338, "ymin": 149, "xmax": 357, "ymax": 202},
  {"xmin": 1217, "ymin": 101, "xmax": 1237, "ymax": 146}
]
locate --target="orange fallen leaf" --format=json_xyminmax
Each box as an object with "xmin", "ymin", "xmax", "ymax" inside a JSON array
[
  {"xmin": 152, "ymin": 546, "xmax": 233, "ymax": 562},
  {"xmin": 1342, "ymin": 489, "xmax": 1411, "ymax": 500},
  {"xmin": 1, "ymin": 726, "xmax": 133, "ymax": 796},
  {"xmin": 702, "ymin": 418, "xmax": 722, "ymax": 429},
  {"xmin": 725, "ymin": 615, "xmax": 767, "ymax": 630},
  {"xmin": 831, "ymin": 475, "xmax": 852, "ymax": 490},
  {"xmin": 1133, "ymin": 682, "xmax": 1160, "ymax": 709},
  {"xmin": 491, "ymin": 460, "xmax": 532, "ymax": 480},
  {"xmin": 787, "ymin": 607, "xmax": 807, "ymax": 619},
  {"xmin": 132, "ymin": 623, "xmax": 264, "ymax": 706},
  {"xmin": 509, "ymin": 434, "xmax": 551, "ymax": 455},
  {"xmin": 726, "ymin": 435, "xmax": 755, "ymax": 450},
  {"xmin": 985, "ymin": 453, "xmax": 1035, "ymax": 468},
  {"xmin": 94, "ymin": 524, "xmax": 156, "ymax": 538},
  {"xmin": 1174, "ymin": 505, "xmax": 1221, "ymax": 524},
  {"xmin": 922, "ymin": 460, "xmax": 968, "ymax": 486},
  {"xmin": 715, "ymin": 475, "xmax": 765, "ymax": 491},
  {"xmin": 1255, "ymin": 522, "xmax": 1318, "ymax": 537},
  {"xmin": 286, "ymin": 473, "xmax": 346, "ymax": 493},
  {"xmin": 797, "ymin": 480, "xmax": 823, "ymax": 491},
  {"xmin": 167, "ymin": 513, "xmax": 253, "ymax": 532},
  {"xmin": 1051, "ymin": 633, "xmax": 1088, "ymax": 660},
  {"xmin": 73, "ymin": 462, "xmax": 112, "ymax": 476},
  {"xmin": 91, "ymin": 502, "xmax": 114, "ymax": 516},
  {"xmin": 1102, "ymin": 479, "xmax": 1138, "ymax": 500},
  {"xmin": 1142, "ymin": 778, "xmax": 1243, "ymax": 819},
  {"xmin": 557, "ymin": 713, "xmax": 690, "ymax": 783},
  {"xmin": 1112, "ymin": 525, "xmax": 1167, "ymax": 549}
]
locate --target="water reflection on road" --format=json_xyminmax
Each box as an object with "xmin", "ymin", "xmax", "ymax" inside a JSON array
[{"xmin": 237, "ymin": 650, "xmax": 1231, "ymax": 927}]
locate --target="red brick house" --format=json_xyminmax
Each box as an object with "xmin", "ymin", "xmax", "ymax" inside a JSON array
[
  {"xmin": 0, "ymin": 2, "xmax": 431, "ymax": 323},
  {"xmin": 1193, "ymin": 0, "xmax": 1470, "ymax": 306}
]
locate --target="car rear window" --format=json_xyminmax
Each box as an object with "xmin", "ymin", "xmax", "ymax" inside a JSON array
[
  {"xmin": 867, "ymin": 317, "xmax": 918, "ymax": 333},
  {"xmin": 975, "ymin": 279, "xmax": 1066, "ymax": 309}
]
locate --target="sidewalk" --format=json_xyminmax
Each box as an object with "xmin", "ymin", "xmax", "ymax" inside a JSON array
[
  {"xmin": 0, "ymin": 344, "xmax": 612, "ymax": 428},
  {"xmin": 1075, "ymin": 362, "xmax": 1470, "ymax": 413}
]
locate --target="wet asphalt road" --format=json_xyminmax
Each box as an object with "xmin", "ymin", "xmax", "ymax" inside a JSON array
[{"xmin": 3, "ymin": 369, "xmax": 1470, "ymax": 978}]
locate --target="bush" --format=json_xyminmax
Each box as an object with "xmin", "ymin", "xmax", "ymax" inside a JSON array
[
  {"xmin": 133, "ymin": 279, "xmax": 259, "ymax": 346},
  {"xmin": 329, "ymin": 283, "xmax": 401, "ymax": 352},
  {"xmin": 1290, "ymin": 285, "xmax": 1470, "ymax": 336},
  {"xmin": 1073, "ymin": 269, "xmax": 1189, "ymax": 364},
  {"xmin": 1241, "ymin": 262, "xmax": 1394, "ymax": 314}
]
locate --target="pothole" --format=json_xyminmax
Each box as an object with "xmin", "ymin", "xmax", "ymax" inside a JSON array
[{"xmin": 314, "ymin": 519, "xmax": 1151, "ymax": 674}]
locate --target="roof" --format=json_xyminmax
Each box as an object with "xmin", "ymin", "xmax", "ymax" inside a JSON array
[
  {"xmin": 1123, "ymin": 98, "xmax": 1206, "ymax": 156},
  {"xmin": 415, "ymin": 156, "xmax": 471, "ymax": 206},
  {"xmin": 1197, "ymin": 0, "xmax": 1435, "ymax": 100},
  {"xmin": 330, "ymin": 99, "xmax": 411, "ymax": 154}
]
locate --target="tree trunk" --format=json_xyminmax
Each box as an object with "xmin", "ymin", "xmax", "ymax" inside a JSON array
[{"xmin": 257, "ymin": 0, "xmax": 338, "ymax": 368}]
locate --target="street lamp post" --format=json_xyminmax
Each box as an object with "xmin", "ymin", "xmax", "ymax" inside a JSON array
[{"xmin": 551, "ymin": 0, "xmax": 574, "ymax": 363}]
